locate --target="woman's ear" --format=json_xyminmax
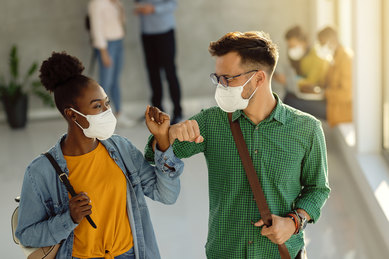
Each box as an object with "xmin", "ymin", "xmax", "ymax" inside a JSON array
[{"xmin": 64, "ymin": 108, "xmax": 76, "ymax": 121}]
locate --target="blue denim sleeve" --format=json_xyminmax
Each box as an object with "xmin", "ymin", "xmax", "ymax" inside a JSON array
[
  {"xmin": 15, "ymin": 162, "xmax": 78, "ymax": 247},
  {"xmin": 136, "ymin": 145, "xmax": 184, "ymax": 204}
]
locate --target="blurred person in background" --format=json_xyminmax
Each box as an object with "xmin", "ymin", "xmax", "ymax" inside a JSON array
[
  {"xmin": 281, "ymin": 25, "xmax": 329, "ymax": 120},
  {"xmin": 15, "ymin": 52, "xmax": 184, "ymax": 259},
  {"xmin": 134, "ymin": 0, "xmax": 183, "ymax": 124},
  {"xmin": 317, "ymin": 26, "xmax": 353, "ymax": 127},
  {"xmin": 88, "ymin": 0, "xmax": 134, "ymax": 126}
]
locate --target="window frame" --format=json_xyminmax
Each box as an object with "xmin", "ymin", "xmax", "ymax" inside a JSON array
[{"xmin": 383, "ymin": 0, "xmax": 389, "ymax": 164}]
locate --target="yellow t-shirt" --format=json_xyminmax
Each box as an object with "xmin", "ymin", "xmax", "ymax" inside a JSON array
[{"xmin": 65, "ymin": 143, "xmax": 133, "ymax": 258}]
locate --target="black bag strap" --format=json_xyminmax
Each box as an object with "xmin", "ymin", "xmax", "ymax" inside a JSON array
[
  {"xmin": 43, "ymin": 152, "xmax": 97, "ymax": 229},
  {"xmin": 227, "ymin": 113, "xmax": 291, "ymax": 259}
]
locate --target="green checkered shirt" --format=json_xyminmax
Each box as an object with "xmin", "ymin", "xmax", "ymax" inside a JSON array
[{"xmin": 145, "ymin": 95, "xmax": 330, "ymax": 259}]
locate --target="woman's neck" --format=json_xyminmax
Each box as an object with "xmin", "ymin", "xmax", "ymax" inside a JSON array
[{"xmin": 61, "ymin": 128, "xmax": 99, "ymax": 156}]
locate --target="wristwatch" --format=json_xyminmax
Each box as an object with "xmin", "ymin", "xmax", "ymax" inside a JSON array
[{"xmin": 296, "ymin": 211, "xmax": 308, "ymax": 233}]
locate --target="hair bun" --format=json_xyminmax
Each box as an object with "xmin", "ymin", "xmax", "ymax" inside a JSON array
[{"xmin": 39, "ymin": 51, "xmax": 85, "ymax": 92}]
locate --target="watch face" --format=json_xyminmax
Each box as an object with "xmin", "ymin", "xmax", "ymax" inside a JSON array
[{"xmin": 297, "ymin": 212, "xmax": 308, "ymax": 230}]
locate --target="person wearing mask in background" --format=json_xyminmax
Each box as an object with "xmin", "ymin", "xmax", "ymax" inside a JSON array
[
  {"xmin": 317, "ymin": 26, "xmax": 353, "ymax": 127},
  {"xmin": 134, "ymin": 0, "xmax": 183, "ymax": 124},
  {"xmin": 281, "ymin": 25, "xmax": 329, "ymax": 120},
  {"xmin": 15, "ymin": 52, "xmax": 184, "ymax": 259},
  {"xmin": 88, "ymin": 0, "xmax": 134, "ymax": 127},
  {"xmin": 145, "ymin": 31, "xmax": 330, "ymax": 258}
]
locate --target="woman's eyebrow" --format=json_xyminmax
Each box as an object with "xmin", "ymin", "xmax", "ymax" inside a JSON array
[{"xmin": 89, "ymin": 96, "xmax": 108, "ymax": 104}]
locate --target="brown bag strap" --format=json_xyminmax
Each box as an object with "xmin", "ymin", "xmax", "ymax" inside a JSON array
[{"xmin": 228, "ymin": 113, "xmax": 291, "ymax": 259}]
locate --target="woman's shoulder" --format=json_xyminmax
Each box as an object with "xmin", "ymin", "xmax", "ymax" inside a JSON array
[{"xmin": 23, "ymin": 154, "xmax": 56, "ymax": 184}]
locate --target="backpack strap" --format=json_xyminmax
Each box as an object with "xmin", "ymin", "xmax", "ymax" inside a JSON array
[{"xmin": 43, "ymin": 152, "xmax": 97, "ymax": 229}]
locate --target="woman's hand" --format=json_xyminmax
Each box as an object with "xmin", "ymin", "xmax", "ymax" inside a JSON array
[
  {"xmin": 69, "ymin": 192, "xmax": 92, "ymax": 224},
  {"xmin": 145, "ymin": 106, "xmax": 170, "ymax": 152}
]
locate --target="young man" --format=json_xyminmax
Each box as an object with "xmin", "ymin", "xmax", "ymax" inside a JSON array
[{"xmin": 146, "ymin": 31, "xmax": 330, "ymax": 258}]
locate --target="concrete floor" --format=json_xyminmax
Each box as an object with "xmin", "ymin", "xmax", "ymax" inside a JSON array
[{"xmin": 1, "ymin": 99, "xmax": 389, "ymax": 259}]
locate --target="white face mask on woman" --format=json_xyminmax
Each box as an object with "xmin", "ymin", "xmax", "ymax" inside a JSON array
[
  {"xmin": 214, "ymin": 72, "xmax": 258, "ymax": 113},
  {"xmin": 70, "ymin": 108, "xmax": 117, "ymax": 140}
]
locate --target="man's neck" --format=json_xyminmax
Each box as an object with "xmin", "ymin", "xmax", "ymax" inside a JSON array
[{"xmin": 243, "ymin": 88, "xmax": 276, "ymax": 125}]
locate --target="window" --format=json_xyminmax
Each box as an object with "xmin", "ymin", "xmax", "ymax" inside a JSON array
[{"xmin": 383, "ymin": 0, "xmax": 389, "ymax": 163}]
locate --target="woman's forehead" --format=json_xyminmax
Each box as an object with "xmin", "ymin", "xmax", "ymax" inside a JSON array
[{"xmin": 77, "ymin": 82, "xmax": 107, "ymax": 105}]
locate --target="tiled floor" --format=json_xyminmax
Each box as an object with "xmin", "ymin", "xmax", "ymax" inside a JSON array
[{"xmin": 1, "ymin": 99, "xmax": 388, "ymax": 258}]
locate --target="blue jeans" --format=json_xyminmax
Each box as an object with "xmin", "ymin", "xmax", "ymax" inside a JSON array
[
  {"xmin": 72, "ymin": 247, "xmax": 135, "ymax": 259},
  {"xmin": 96, "ymin": 39, "xmax": 124, "ymax": 113}
]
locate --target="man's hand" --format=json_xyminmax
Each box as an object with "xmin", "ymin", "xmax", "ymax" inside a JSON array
[
  {"xmin": 169, "ymin": 120, "xmax": 204, "ymax": 145},
  {"xmin": 69, "ymin": 192, "xmax": 92, "ymax": 224},
  {"xmin": 134, "ymin": 3, "xmax": 155, "ymax": 15},
  {"xmin": 145, "ymin": 106, "xmax": 170, "ymax": 152},
  {"xmin": 254, "ymin": 214, "xmax": 295, "ymax": 245}
]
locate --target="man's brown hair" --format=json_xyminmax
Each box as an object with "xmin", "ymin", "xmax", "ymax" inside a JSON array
[{"xmin": 208, "ymin": 31, "xmax": 279, "ymax": 75}]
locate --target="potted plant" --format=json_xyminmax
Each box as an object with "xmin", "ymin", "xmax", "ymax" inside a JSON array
[{"xmin": 0, "ymin": 45, "xmax": 54, "ymax": 129}]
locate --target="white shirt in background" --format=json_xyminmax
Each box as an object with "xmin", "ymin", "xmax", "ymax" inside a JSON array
[{"xmin": 88, "ymin": 0, "xmax": 125, "ymax": 49}]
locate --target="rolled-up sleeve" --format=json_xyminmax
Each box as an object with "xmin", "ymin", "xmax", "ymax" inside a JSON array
[
  {"xmin": 154, "ymin": 145, "xmax": 183, "ymax": 178},
  {"xmin": 295, "ymin": 121, "xmax": 331, "ymax": 222}
]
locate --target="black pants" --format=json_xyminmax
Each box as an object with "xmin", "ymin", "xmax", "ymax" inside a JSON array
[{"xmin": 141, "ymin": 29, "xmax": 182, "ymax": 117}]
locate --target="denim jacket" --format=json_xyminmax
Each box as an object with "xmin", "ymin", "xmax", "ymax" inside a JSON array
[{"xmin": 15, "ymin": 134, "xmax": 184, "ymax": 259}]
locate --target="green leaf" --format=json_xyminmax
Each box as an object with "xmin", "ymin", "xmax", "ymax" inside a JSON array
[
  {"xmin": 27, "ymin": 62, "xmax": 38, "ymax": 77},
  {"xmin": 10, "ymin": 45, "xmax": 19, "ymax": 81}
]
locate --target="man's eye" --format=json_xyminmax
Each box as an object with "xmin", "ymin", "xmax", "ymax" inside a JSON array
[{"xmin": 106, "ymin": 100, "xmax": 111, "ymax": 106}]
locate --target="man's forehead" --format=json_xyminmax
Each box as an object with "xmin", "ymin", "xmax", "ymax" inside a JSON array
[{"xmin": 215, "ymin": 52, "xmax": 243, "ymax": 74}]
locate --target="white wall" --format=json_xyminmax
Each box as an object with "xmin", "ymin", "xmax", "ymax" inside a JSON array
[{"xmin": 0, "ymin": 0, "xmax": 313, "ymax": 115}]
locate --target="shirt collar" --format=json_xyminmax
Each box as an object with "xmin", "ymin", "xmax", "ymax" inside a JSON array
[{"xmin": 231, "ymin": 93, "xmax": 286, "ymax": 125}]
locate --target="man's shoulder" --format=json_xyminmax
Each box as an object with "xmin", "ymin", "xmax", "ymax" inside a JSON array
[
  {"xmin": 282, "ymin": 103, "xmax": 322, "ymax": 129},
  {"xmin": 190, "ymin": 106, "xmax": 224, "ymax": 120}
]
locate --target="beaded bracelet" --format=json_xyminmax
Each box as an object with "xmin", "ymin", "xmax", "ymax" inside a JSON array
[{"xmin": 287, "ymin": 212, "xmax": 301, "ymax": 235}]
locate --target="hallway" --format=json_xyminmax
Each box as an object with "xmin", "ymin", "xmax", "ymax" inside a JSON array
[{"xmin": 1, "ymin": 100, "xmax": 388, "ymax": 259}]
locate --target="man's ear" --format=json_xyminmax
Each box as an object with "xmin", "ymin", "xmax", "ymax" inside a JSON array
[{"xmin": 255, "ymin": 70, "xmax": 266, "ymax": 86}]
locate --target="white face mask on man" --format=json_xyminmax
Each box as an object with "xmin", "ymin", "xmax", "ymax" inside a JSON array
[
  {"xmin": 70, "ymin": 108, "xmax": 117, "ymax": 140},
  {"xmin": 214, "ymin": 72, "xmax": 258, "ymax": 113},
  {"xmin": 288, "ymin": 45, "xmax": 305, "ymax": 61}
]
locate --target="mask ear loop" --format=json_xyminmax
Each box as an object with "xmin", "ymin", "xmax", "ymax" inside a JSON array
[
  {"xmin": 242, "ymin": 72, "xmax": 259, "ymax": 100},
  {"xmin": 69, "ymin": 108, "xmax": 88, "ymax": 130}
]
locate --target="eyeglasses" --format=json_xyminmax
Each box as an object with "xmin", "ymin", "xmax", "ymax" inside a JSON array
[{"xmin": 210, "ymin": 70, "xmax": 259, "ymax": 87}]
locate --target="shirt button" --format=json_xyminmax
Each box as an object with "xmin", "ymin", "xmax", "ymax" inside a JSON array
[
  {"xmin": 254, "ymin": 149, "xmax": 258, "ymax": 154},
  {"xmin": 164, "ymin": 156, "xmax": 168, "ymax": 161},
  {"xmin": 248, "ymin": 241, "xmax": 254, "ymax": 245},
  {"xmin": 255, "ymin": 126, "xmax": 259, "ymax": 130}
]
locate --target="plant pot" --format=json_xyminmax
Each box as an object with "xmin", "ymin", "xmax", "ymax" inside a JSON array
[{"xmin": 1, "ymin": 93, "xmax": 28, "ymax": 129}]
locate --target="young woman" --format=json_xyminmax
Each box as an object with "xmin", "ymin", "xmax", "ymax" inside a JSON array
[{"xmin": 15, "ymin": 52, "xmax": 183, "ymax": 259}]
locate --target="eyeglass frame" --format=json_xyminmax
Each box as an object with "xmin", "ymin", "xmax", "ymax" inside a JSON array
[{"xmin": 210, "ymin": 69, "xmax": 259, "ymax": 88}]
